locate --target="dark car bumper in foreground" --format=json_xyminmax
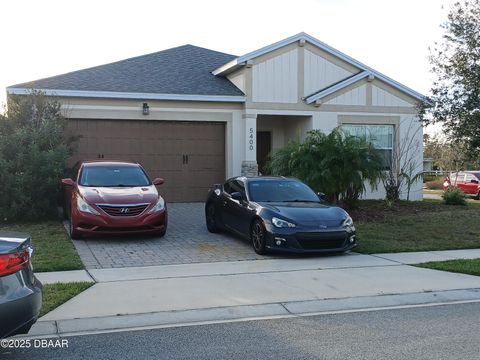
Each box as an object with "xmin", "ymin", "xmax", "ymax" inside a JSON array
[
  {"xmin": 263, "ymin": 225, "xmax": 357, "ymax": 253},
  {"xmin": 72, "ymin": 209, "xmax": 167, "ymax": 236},
  {"xmin": 0, "ymin": 268, "xmax": 43, "ymax": 338}
]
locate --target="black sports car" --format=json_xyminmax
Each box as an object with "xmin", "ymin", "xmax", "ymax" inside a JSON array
[{"xmin": 205, "ymin": 176, "xmax": 357, "ymax": 254}]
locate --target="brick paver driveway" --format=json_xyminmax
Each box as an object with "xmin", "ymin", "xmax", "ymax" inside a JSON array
[{"xmin": 72, "ymin": 203, "xmax": 277, "ymax": 269}]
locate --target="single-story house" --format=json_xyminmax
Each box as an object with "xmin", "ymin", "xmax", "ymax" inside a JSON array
[
  {"xmin": 423, "ymin": 157, "xmax": 434, "ymax": 172},
  {"xmin": 7, "ymin": 32, "xmax": 424, "ymax": 202}
]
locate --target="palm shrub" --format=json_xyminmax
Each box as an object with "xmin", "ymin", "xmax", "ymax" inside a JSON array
[
  {"xmin": 265, "ymin": 139, "xmax": 300, "ymax": 177},
  {"xmin": 267, "ymin": 128, "xmax": 384, "ymax": 208},
  {"xmin": 0, "ymin": 91, "xmax": 74, "ymax": 221}
]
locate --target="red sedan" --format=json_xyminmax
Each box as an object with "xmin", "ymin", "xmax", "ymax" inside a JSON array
[
  {"xmin": 62, "ymin": 161, "xmax": 167, "ymax": 238},
  {"xmin": 443, "ymin": 171, "xmax": 480, "ymax": 199}
]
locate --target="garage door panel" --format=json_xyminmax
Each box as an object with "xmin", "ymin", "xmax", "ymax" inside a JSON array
[
  {"xmin": 144, "ymin": 155, "xmax": 181, "ymax": 177},
  {"xmin": 156, "ymin": 170, "xmax": 185, "ymax": 202},
  {"xmin": 167, "ymin": 139, "xmax": 185, "ymax": 154},
  {"xmin": 67, "ymin": 119, "xmax": 225, "ymax": 202},
  {"xmin": 188, "ymin": 155, "xmax": 223, "ymax": 171}
]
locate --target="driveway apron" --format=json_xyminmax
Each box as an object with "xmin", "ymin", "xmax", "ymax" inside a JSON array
[{"xmin": 71, "ymin": 203, "xmax": 276, "ymax": 269}]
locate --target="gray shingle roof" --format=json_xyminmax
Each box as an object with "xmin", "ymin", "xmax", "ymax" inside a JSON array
[{"xmin": 11, "ymin": 45, "xmax": 244, "ymax": 97}]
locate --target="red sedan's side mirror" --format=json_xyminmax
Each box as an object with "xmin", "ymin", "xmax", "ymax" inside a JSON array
[
  {"xmin": 61, "ymin": 178, "xmax": 75, "ymax": 187},
  {"xmin": 152, "ymin": 178, "xmax": 164, "ymax": 186}
]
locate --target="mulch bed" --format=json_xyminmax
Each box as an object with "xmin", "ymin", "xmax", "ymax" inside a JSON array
[{"xmin": 344, "ymin": 200, "xmax": 448, "ymax": 222}]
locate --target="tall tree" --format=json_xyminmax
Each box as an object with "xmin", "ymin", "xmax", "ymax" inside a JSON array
[
  {"xmin": 424, "ymin": 134, "xmax": 477, "ymax": 171},
  {"xmin": 420, "ymin": 0, "xmax": 480, "ymax": 150}
]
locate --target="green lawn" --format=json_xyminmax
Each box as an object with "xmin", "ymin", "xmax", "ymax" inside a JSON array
[
  {"xmin": 355, "ymin": 202, "xmax": 480, "ymax": 253},
  {"xmin": 0, "ymin": 221, "xmax": 83, "ymax": 272},
  {"xmin": 1, "ymin": 200, "xmax": 480, "ymax": 272},
  {"xmin": 41, "ymin": 282, "xmax": 93, "ymax": 317},
  {"xmin": 416, "ymin": 258, "xmax": 480, "ymax": 277}
]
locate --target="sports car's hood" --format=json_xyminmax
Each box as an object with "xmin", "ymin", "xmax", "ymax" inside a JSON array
[
  {"xmin": 259, "ymin": 202, "xmax": 349, "ymax": 226},
  {"xmin": 78, "ymin": 185, "xmax": 159, "ymax": 205}
]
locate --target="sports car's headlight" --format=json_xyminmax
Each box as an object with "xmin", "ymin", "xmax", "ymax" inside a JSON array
[
  {"xmin": 342, "ymin": 215, "xmax": 354, "ymax": 227},
  {"xmin": 272, "ymin": 217, "xmax": 296, "ymax": 228},
  {"xmin": 147, "ymin": 197, "xmax": 165, "ymax": 214},
  {"xmin": 77, "ymin": 196, "xmax": 100, "ymax": 215}
]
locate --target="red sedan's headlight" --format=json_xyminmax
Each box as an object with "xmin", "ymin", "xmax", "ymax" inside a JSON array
[
  {"xmin": 77, "ymin": 196, "xmax": 100, "ymax": 215},
  {"xmin": 147, "ymin": 197, "xmax": 165, "ymax": 214}
]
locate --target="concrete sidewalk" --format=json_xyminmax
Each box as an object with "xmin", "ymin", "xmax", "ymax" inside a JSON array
[
  {"xmin": 29, "ymin": 250, "xmax": 480, "ymax": 337},
  {"xmin": 35, "ymin": 249, "xmax": 480, "ymax": 284}
]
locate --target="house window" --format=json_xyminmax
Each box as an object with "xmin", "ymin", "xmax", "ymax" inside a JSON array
[{"xmin": 342, "ymin": 124, "xmax": 394, "ymax": 169}]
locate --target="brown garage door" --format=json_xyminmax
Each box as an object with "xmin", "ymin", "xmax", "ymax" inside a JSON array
[{"xmin": 67, "ymin": 119, "xmax": 225, "ymax": 202}]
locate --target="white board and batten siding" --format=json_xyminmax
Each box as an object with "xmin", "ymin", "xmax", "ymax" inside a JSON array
[
  {"xmin": 304, "ymin": 49, "xmax": 353, "ymax": 96},
  {"xmin": 227, "ymin": 72, "xmax": 246, "ymax": 93},
  {"xmin": 372, "ymin": 85, "xmax": 412, "ymax": 107},
  {"xmin": 325, "ymin": 84, "xmax": 367, "ymax": 106},
  {"xmin": 252, "ymin": 49, "xmax": 298, "ymax": 103}
]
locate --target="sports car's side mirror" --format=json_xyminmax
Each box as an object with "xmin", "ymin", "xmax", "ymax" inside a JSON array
[
  {"xmin": 152, "ymin": 178, "xmax": 164, "ymax": 185},
  {"xmin": 317, "ymin": 192, "xmax": 326, "ymax": 201},
  {"xmin": 231, "ymin": 192, "xmax": 243, "ymax": 201}
]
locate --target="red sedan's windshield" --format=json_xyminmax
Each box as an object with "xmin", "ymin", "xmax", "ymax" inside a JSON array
[{"xmin": 79, "ymin": 165, "xmax": 151, "ymax": 187}]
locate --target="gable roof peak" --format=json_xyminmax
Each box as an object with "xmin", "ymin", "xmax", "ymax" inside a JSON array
[{"xmin": 212, "ymin": 32, "xmax": 424, "ymax": 101}]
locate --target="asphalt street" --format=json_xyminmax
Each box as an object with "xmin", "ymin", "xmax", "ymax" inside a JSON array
[{"xmin": 3, "ymin": 302, "xmax": 480, "ymax": 360}]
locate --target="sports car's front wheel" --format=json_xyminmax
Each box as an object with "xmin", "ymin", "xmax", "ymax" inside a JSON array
[
  {"xmin": 251, "ymin": 219, "xmax": 267, "ymax": 255},
  {"xmin": 206, "ymin": 203, "xmax": 219, "ymax": 233}
]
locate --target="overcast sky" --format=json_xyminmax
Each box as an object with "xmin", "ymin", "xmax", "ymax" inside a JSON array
[{"xmin": 1, "ymin": 0, "xmax": 456, "ymax": 135}]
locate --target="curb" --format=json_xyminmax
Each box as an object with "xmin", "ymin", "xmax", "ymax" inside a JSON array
[{"xmin": 22, "ymin": 288, "xmax": 480, "ymax": 338}]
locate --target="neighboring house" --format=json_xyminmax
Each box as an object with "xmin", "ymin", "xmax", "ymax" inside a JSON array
[
  {"xmin": 423, "ymin": 157, "xmax": 434, "ymax": 172},
  {"xmin": 7, "ymin": 33, "xmax": 424, "ymax": 202}
]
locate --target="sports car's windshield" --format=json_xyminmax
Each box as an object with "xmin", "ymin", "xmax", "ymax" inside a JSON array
[
  {"xmin": 79, "ymin": 165, "xmax": 151, "ymax": 187},
  {"xmin": 248, "ymin": 180, "xmax": 319, "ymax": 202}
]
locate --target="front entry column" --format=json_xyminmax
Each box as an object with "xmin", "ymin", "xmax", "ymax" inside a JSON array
[{"xmin": 241, "ymin": 113, "xmax": 258, "ymax": 176}]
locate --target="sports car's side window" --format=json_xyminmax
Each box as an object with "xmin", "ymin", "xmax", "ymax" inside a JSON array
[
  {"xmin": 232, "ymin": 180, "xmax": 246, "ymax": 199},
  {"xmin": 223, "ymin": 181, "xmax": 233, "ymax": 194},
  {"xmin": 224, "ymin": 180, "xmax": 246, "ymax": 199}
]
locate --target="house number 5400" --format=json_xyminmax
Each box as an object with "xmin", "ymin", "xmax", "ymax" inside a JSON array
[{"xmin": 249, "ymin": 127, "xmax": 254, "ymax": 151}]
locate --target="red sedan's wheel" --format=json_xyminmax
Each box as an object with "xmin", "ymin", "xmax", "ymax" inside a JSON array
[
  {"xmin": 155, "ymin": 228, "xmax": 167, "ymax": 238},
  {"xmin": 69, "ymin": 218, "xmax": 82, "ymax": 240},
  {"xmin": 155, "ymin": 210, "xmax": 167, "ymax": 237}
]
